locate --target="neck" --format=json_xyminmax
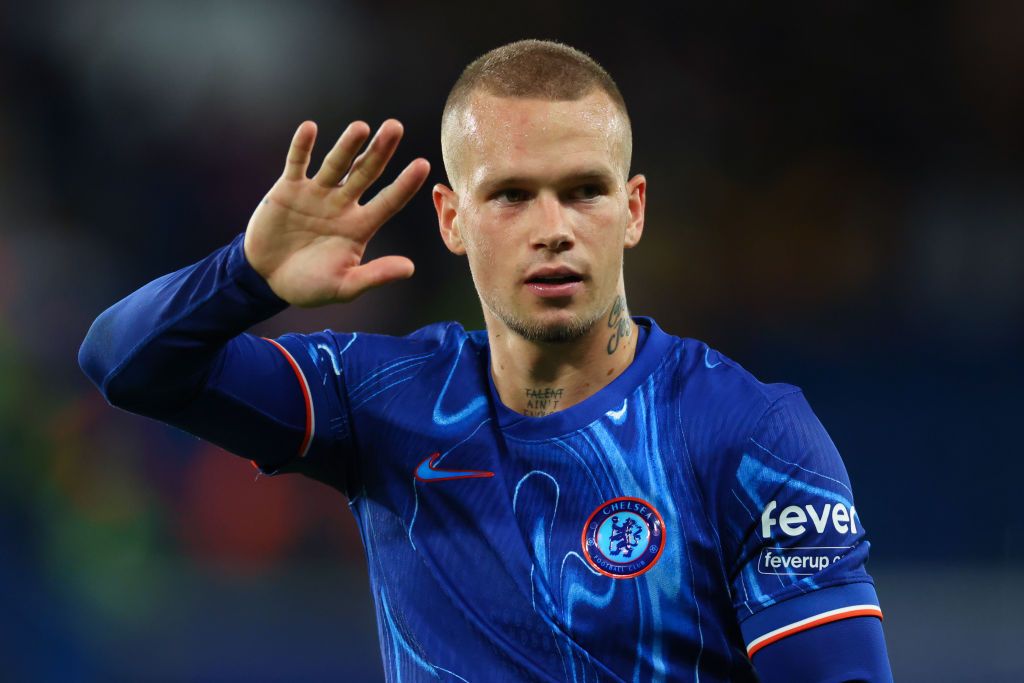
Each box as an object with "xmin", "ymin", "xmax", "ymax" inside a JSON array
[{"xmin": 487, "ymin": 295, "xmax": 639, "ymax": 417}]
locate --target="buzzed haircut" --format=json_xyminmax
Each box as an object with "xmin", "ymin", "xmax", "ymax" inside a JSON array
[
  {"xmin": 440, "ymin": 39, "xmax": 633, "ymax": 185},
  {"xmin": 442, "ymin": 39, "xmax": 629, "ymax": 124}
]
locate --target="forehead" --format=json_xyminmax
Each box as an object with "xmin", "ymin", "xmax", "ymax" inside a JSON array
[{"xmin": 455, "ymin": 91, "xmax": 629, "ymax": 189}]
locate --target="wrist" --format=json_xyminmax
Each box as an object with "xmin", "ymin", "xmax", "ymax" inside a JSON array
[{"xmin": 228, "ymin": 232, "xmax": 290, "ymax": 312}]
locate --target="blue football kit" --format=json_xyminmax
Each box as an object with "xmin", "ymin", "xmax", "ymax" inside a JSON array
[{"xmin": 79, "ymin": 232, "xmax": 892, "ymax": 682}]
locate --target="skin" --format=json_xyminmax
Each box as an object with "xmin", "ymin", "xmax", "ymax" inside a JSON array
[
  {"xmin": 243, "ymin": 119, "xmax": 430, "ymax": 307},
  {"xmin": 433, "ymin": 90, "xmax": 647, "ymax": 415},
  {"xmin": 244, "ymin": 88, "xmax": 646, "ymax": 417}
]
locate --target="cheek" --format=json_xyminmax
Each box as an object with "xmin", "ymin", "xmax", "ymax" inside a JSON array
[
  {"xmin": 462, "ymin": 225, "xmax": 503, "ymax": 285},
  {"xmin": 582, "ymin": 205, "xmax": 627, "ymax": 254},
  {"xmin": 465, "ymin": 231, "xmax": 495, "ymax": 268},
  {"xmin": 465, "ymin": 211, "xmax": 513, "ymax": 264}
]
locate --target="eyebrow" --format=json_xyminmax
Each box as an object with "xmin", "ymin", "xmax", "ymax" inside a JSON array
[{"xmin": 476, "ymin": 168, "xmax": 616, "ymax": 196}]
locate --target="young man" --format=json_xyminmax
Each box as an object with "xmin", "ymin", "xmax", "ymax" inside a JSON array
[{"xmin": 79, "ymin": 40, "xmax": 892, "ymax": 682}]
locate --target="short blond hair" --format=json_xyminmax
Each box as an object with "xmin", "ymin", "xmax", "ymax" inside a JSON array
[
  {"xmin": 443, "ymin": 39, "xmax": 629, "ymax": 124},
  {"xmin": 441, "ymin": 40, "xmax": 632, "ymax": 184}
]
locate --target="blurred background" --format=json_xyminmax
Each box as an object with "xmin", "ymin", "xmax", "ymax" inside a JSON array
[{"xmin": 2, "ymin": 1, "xmax": 1022, "ymax": 681}]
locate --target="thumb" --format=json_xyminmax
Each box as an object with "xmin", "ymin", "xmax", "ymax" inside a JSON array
[{"xmin": 335, "ymin": 255, "xmax": 415, "ymax": 301}]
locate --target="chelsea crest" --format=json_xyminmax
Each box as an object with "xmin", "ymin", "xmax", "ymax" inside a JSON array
[{"xmin": 581, "ymin": 496, "xmax": 666, "ymax": 579}]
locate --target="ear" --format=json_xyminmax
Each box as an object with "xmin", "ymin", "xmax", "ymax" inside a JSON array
[
  {"xmin": 623, "ymin": 174, "xmax": 646, "ymax": 249},
  {"xmin": 433, "ymin": 183, "xmax": 466, "ymax": 255}
]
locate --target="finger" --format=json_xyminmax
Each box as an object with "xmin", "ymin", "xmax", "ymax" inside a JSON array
[
  {"xmin": 283, "ymin": 121, "xmax": 317, "ymax": 181},
  {"xmin": 337, "ymin": 119, "xmax": 404, "ymax": 201},
  {"xmin": 363, "ymin": 158, "xmax": 431, "ymax": 228},
  {"xmin": 336, "ymin": 255, "xmax": 415, "ymax": 300},
  {"xmin": 312, "ymin": 121, "xmax": 372, "ymax": 188}
]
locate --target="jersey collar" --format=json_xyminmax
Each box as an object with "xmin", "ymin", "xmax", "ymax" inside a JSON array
[{"xmin": 483, "ymin": 316, "xmax": 675, "ymax": 440}]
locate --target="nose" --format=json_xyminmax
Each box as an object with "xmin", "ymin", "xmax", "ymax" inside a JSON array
[{"xmin": 531, "ymin": 193, "xmax": 574, "ymax": 252}]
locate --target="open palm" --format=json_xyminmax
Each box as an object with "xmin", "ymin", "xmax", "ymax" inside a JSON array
[{"xmin": 243, "ymin": 119, "xmax": 430, "ymax": 307}]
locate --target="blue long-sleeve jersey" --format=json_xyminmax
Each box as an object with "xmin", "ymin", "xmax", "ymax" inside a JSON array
[{"xmin": 79, "ymin": 233, "xmax": 892, "ymax": 682}]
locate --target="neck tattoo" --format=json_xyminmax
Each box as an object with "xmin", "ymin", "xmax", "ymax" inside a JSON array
[
  {"xmin": 516, "ymin": 297, "xmax": 632, "ymax": 418},
  {"xmin": 606, "ymin": 295, "xmax": 631, "ymax": 355},
  {"xmin": 523, "ymin": 387, "xmax": 564, "ymax": 417}
]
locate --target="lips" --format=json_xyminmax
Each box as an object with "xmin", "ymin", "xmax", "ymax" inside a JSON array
[{"xmin": 524, "ymin": 266, "xmax": 584, "ymax": 298}]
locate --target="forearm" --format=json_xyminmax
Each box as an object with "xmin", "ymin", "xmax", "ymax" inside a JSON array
[
  {"xmin": 78, "ymin": 232, "xmax": 289, "ymax": 417},
  {"xmin": 78, "ymin": 119, "xmax": 425, "ymax": 482}
]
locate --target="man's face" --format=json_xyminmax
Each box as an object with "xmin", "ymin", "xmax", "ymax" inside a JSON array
[{"xmin": 434, "ymin": 90, "xmax": 646, "ymax": 344}]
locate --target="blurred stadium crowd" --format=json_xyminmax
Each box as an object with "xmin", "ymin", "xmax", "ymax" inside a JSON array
[{"xmin": 1, "ymin": 2, "xmax": 1022, "ymax": 680}]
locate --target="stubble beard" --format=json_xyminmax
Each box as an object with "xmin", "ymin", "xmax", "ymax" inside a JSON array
[{"xmin": 484, "ymin": 295, "xmax": 608, "ymax": 344}]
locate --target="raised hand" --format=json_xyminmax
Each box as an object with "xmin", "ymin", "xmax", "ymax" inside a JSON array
[{"xmin": 243, "ymin": 119, "xmax": 430, "ymax": 307}]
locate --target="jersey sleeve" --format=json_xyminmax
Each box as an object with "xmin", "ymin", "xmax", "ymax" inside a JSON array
[
  {"xmin": 751, "ymin": 615, "xmax": 892, "ymax": 683},
  {"xmin": 720, "ymin": 390, "xmax": 889, "ymax": 670},
  {"xmin": 79, "ymin": 231, "xmax": 450, "ymax": 494},
  {"xmin": 167, "ymin": 328, "xmax": 358, "ymax": 488},
  {"xmin": 78, "ymin": 232, "xmax": 353, "ymax": 490},
  {"xmin": 245, "ymin": 322, "xmax": 449, "ymax": 488}
]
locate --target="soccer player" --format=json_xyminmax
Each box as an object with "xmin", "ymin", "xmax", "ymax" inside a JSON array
[{"xmin": 79, "ymin": 40, "xmax": 893, "ymax": 682}]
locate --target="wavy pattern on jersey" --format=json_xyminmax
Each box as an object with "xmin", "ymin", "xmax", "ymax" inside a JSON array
[
  {"xmin": 508, "ymin": 455, "xmax": 616, "ymax": 681},
  {"xmin": 731, "ymin": 451, "xmax": 857, "ymax": 612},
  {"xmin": 512, "ymin": 470, "xmax": 579, "ymax": 681},
  {"xmin": 349, "ymin": 354, "xmax": 432, "ymax": 411},
  {"xmin": 304, "ymin": 334, "xmax": 434, "ymax": 410},
  {"xmin": 407, "ymin": 418, "xmax": 494, "ymax": 551},
  {"xmin": 749, "ymin": 436, "xmax": 853, "ymax": 497},
  {"xmin": 506, "ymin": 376, "xmax": 697, "ymax": 683},
  {"xmin": 356, "ymin": 486, "xmax": 474, "ymax": 683},
  {"xmin": 433, "ymin": 335, "xmax": 487, "ymax": 426},
  {"xmin": 343, "ymin": 326, "xmax": 836, "ymax": 682},
  {"xmin": 378, "ymin": 587, "xmax": 470, "ymax": 682}
]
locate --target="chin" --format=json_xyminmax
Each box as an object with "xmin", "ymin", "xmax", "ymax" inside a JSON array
[{"xmin": 498, "ymin": 306, "xmax": 604, "ymax": 344}]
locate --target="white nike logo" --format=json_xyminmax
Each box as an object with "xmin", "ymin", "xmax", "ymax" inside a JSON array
[{"xmin": 606, "ymin": 399, "xmax": 628, "ymax": 422}]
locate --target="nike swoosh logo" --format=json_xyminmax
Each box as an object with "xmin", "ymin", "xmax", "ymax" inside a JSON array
[
  {"xmin": 415, "ymin": 452, "xmax": 495, "ymax": 483},
  {"xmin": 606, "ymin": 399, "xmax": 628, "ymax": 423}
]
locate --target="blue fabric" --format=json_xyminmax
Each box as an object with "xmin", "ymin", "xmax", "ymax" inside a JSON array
[
  {"xmin": 740, "ymin": 582, "xmax": 880, "ymax": 647},
  {"xmin": 753, "ymin": 616, "xmax": 892, "ymax": 683},
  {"xmin": 79, "ymin": 233, "xmax": 893, "ymax": 682}
]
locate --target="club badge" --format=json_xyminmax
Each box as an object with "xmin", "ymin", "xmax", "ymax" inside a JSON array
[{"xmin": 581, "ymin": 496, "xmax": 665, "ymax": 579}]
